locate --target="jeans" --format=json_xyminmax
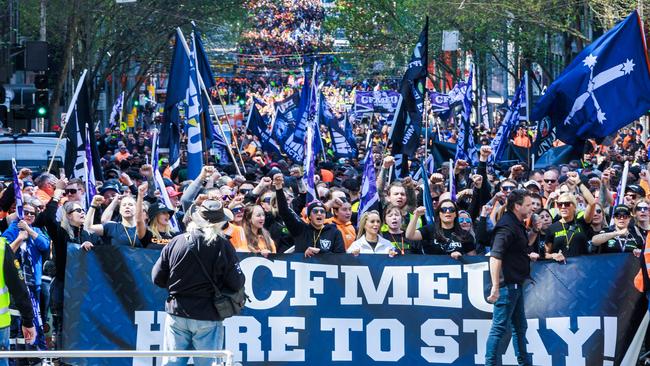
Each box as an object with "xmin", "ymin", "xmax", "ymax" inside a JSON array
[
  {"xmin": 0, "ymin": 326, "xmax": 10, "ymax": 366},
  {"xmin": 485, "ymin": 284, "xmax": 531, "ymax": 366},
  {"xmin": 162, "ymin": 314, "xmax": 224, "ymax": 366}
]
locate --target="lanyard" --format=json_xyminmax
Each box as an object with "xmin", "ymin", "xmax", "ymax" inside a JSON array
[
  {"xmin": 313, "ymin": 228, "xmax": 323, "ymax": 248},
  {"xmin": 122, "ymin": 224, "xmax": 135, "ymax": 247},
  {"xmin": 390, "ymin": 233, "xmax": 405, "ymax": 255},
  {"xmin": 560, "ymin": 221, "xmax": 576, "ymax": 251}
]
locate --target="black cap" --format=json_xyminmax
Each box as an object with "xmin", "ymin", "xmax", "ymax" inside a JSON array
[
  {"xmin": 625, "ymin": 184, "xmax": 646, "ymax": 197},
  {"xmin": 613, "ymin": 204, "xmax": 631, "ymax": 217},
  {"xmin": 100, "ymin": 183, "xmax": 120, "ymax": 194},
  {"xmin": 148, "ymin": 201, "xmax": 174, "ymax": 220}
]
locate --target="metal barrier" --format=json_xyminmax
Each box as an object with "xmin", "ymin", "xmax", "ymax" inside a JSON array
[{"xmin": 0, "ymin": 350, "xmax": 233, "ymax": 365}]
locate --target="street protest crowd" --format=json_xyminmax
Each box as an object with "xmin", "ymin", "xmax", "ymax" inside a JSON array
[{"xmin": 1, "ymin": 73, "xmax": 650, "ymax": 359}]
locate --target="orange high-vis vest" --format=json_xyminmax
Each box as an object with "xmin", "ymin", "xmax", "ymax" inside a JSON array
[{"xmin": 633, "ymin": 230, "xmax": 650, "ymax": 292}]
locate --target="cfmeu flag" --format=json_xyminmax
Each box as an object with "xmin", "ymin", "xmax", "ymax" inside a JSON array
[
  {"xmin": 489, "ymin": 78, "xmax": 526, "ymax": 165},
  {"xmin": 64, "ymin": 81, "xmax": 103, "ymax": 188},
  {"xmin": 390, "ymin": 17, "xmax": 428, "ymax": 178},
  {"xmin": 455, "ymin": 66, "xmax": 478, "ymax": 164},
  {"xmin": 532, "ymin": 10, "xmax": 650, "ymax": 145},
  {"xmin": 321, "ymin": 99, "xmax": 357, "ymax": 159},
  {"xmin": 358, "ymin": 144, "xmax": 379, "ymax": 224},
  {"xmin": 185, "ymin": 35, "xmax": 203, "ymax": 180},
  {"xmin": 161, "ymin": 31, "xmax": 188, "ymax": 170}
]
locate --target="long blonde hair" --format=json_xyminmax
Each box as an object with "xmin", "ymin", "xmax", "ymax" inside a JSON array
[
  {"xmin": 356, "ymin": 210, "xmax": 381, "ymax": 240},
  {"xmin": 243, "ymin": 205, "xmax": 273, "ymax": 252},
  {"xmin": 149, "ymin": 211, "xmax": 173, "ymax": 239},
  {"xmin": 61, "ymin": 201, "xmax": 82, "ymax": 238}
]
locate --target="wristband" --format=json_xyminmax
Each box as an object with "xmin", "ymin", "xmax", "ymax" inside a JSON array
[{"xmin": 91, "ymin": 205, "xmax": 99, "ymax": 210}]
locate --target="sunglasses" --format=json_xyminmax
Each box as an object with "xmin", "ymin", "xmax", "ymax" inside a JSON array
[
  {"xmin": 231, "ymin": 207, "xmax": 243, "ymax": 214},
  {"xmin": 626, "ymin": 193, "xmax": 639, "ymax": 199},
  {"xmin": 23, "ymin": 211, "xmax": 36, "ymax": 217},
  {"xmin": 311, "ymin": 208, "xmax": 326, "ymax": 215},
  {"xmin": 557, "ymin": 202, "xmax": 573, "ymax": 208},
  {"xmin": 440, "ymin": 207, "xmax": 456, "ymax": 213},
  {"xmin": 458, "ymin": 217, "xmax": 472, "ymax": 224},
  {"xmin": 502, "ymin": 186, "xmax": 515, "ymax": 192},
  {"xmin": 595, "ymin": 209, "xmax": 602, "ymax": 214},
  {"xmin": 222, "ymin": 194, "xmax": 234, "ymax": 201},
  {"xmin": 262, "ymin": 197, "xmax": 272, "ymax": 203},
  {"xmin": 637, "ymin": 206, "xmax": 649, "ymax": 212},
  {"xmin": 615, "ymin": 214, "xmax": 630, "ymax": 219},
  {"xmin": 67, "ymin": 208, "xmax": 84, "ymax": 214},
  {"xmin": 65, "ymin": 188, "xmax": 78, "ymax": 195},
  {"xmin": 544, "ymin": 179, "xmax": 557, "ymax": 184}
]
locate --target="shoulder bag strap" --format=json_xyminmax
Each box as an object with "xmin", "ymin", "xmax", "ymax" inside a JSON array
[{"xmin": 187, "ymin": 233, "xmax": 222, "ymax": 297}]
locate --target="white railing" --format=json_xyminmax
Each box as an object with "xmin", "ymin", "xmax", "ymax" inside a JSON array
[{"xmin": 0, "ymin": 350, "xmax": 233, "ymax": 365}]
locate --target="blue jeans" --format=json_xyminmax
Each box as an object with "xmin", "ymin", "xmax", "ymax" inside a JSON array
[
  {"xmin": 163, "ymin": 314, "xmax": 224, "ymax": 366},
  {"xmin": 0, "ymin": 326, "xmax": 10, "ymax": 366},
  {"xmin": 485, "ymin": 284, "xmax": 531, "ymax": 366}
]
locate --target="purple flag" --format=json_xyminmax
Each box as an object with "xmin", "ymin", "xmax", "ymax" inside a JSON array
[{"xmin": 11, "ymin": 159, "xmax": 23, "ymax": 220}]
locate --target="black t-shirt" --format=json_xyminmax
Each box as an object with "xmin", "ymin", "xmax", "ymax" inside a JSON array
[
  {"xmin": 381, "ymin": 231, "xmax": 419, "ymax": 255},
  {"xmin": 418, "ymin": 224, "xmax": 475, "ymax": 255},
  {"xmin": 142, "ymin": 230, "xmax": 175, "ymax": 250},
  {"xmin": 599, "ymin": 227, "xmax": 644, "ymax": 254},
  {"xmin": 102, "ymin": 222, "xmax": 143, "ymax": 248},
  {"xmin": 544, "ymin": 219, "xmax": 589, "ymax": 257}
]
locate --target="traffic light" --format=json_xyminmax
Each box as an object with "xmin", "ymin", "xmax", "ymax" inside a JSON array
[
  {"xmin": 133, "ymin": 98, "xmax": 140, "ymax": 107},
  {"xmin": 34, "ymin": 74, "xmax": 49, "ymax": 118}
]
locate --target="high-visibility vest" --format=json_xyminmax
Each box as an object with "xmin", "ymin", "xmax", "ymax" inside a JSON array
[{"xmin": 0, "ymin": 243, "xmax": 11, "ymax": 327}]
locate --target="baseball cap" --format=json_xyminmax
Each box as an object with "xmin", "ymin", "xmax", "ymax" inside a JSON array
[
  {"xmin": 613, "ymin": 204, "xmax": 631, "ymax": 217},
  {"xmin": 166, "ymin": 186, "xmax": 182, "ymax": 198},
  {"xmin": 100, "ymin": 182, "xmax": 120, "ymax": 194},
  {"xmin": 148, "ymin": 201, "xmax": 174, "ymax": 220}
]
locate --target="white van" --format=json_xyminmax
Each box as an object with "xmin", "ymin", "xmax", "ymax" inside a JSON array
[{"xmin": 0, "ymin": 133, "xmax": 66, "ymax": 179}]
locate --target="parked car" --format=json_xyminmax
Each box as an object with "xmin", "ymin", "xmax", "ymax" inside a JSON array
[{"xmin": 0, "ymin": 132, "xmax": 65, "ymax": 179}]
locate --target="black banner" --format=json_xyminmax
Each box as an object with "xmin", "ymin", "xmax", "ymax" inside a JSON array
[{"xmin": 63, "ymin": 247, "xmax": 646, "ymax": 365}]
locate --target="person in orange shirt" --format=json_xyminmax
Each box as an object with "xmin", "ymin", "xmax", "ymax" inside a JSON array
[
  {"xmin": 237, "ymin": 205, "xmax": 276, "ymax": 255},
  {"xmin": 325, "ymin": 200, "xmax": 356, "ymax": 250},
  {"xmin": 33, "ymin": 173, "xmax": 57, "ymax": 204},
  {"xmin": 114, "ymin": 142, "xmax": 131, "ymax": 162},
  {"xmin": 512, "ymin": 125, "xmax": 531, "ymax": 148}
]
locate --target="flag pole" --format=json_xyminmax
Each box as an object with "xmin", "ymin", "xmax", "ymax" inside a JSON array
[
  {"xmin": 423, "ymin": 90, "xmax": 429, "ymax": 164},
  {"xmin": 47, "ymin": 69, "xmax": 88, "ymax": 173},
  {"xmin": 191, "ymin": 30, "xmax": 211, "ymax": 167},
  {"xmin": 176, "ymin": 28, "xmax": 242, "ymax": 176},
  {"xmin": 215, "ymin": 92, "xmax": 247, "ymax": 173}
]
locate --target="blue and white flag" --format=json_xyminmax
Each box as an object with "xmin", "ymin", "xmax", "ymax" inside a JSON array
[
  {"xmin": 150, "ymin": 130, "xmax": 180, "ymax": 232},
  {"xmin": 455, "ymin": 66, "xmax": 478, "ymax": 164},
  {"xmin": 11, "ymin": 159, "xmax": 23, "ymax": 220},
  {"xmin": 321, "ymin": 99, "xmax": 358, "ymax": 159},
  {"xmin": 532, "ymin": 10, "xmax": 650, "ymax": 145},
  {"xmin": 84, "ymin": 123, "xmax": 97, "ymax": 206},
  {"xmin": 108, "ymin": 92, "xmax": 124, "ymax": 129},
  {"xmin": 272, "ymin": 94, "xmax": 304, "ymax": 162},
  {"xmin": 303, "ymin": 124, "xmax": 317, "ymax": 203},
  {"xmin": 248, "ymin": 104, "xmax": 282, "ymax": 156},
  {"xmin": 185, "ymin": 34, "xmax": 203, "ymax": 180},
  {"xmin": 429, "ymin": 91, "xmax": 450, "ymax": 112},
  {"xmin": 489, "ymin": 78, "xmax": 526, "ymax": 165},
  {"xmin": 161, "ymin": 31, "xmax": 188, "ymax": 171},
  {"xmin": 390, "ymin": 17, "xmax": 428, "ymax": 178},
  {"xmin": 420, "ymin": 159, "xmax": 435, "ymax": 225},
  {"xmin": 412, "ymin": 154, "xmax": 434, "ymax": 181},
  {"xmin": 358, "ymin": 145, "xmax": 379, "ymax": 225}
]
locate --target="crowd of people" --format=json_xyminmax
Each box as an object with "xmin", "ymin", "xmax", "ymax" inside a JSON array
[{"xmin": 0, "ymin": 72, "xmax": 649, "ymax": 362}]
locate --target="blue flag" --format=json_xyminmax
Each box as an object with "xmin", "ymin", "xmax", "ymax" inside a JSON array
[
  {"xmin": 84, "ymin": 123, "xmax": 97, "ymax": 206},
  {"xmin": 185, "ymin": 35, "xmax": 203, "ymax": 180},
  {"xmin": 420, "ymin": 160, "xmax": 435, "ymax": 225},
  {"xmin": 489, "ymin": 78, "xmax": 526, "ymax": 165},
  {"xmin": 11, "ymin": 159, "xmax": 23, "ymax": 220},
  {"xmin": 390, "ymin": 17, "xmax": 429, "ymax": 178},
  {"xmin": 273, "ymin": 94, "xmax": 304, "ymax": 163},
  {"xmin": 532, "ymin": 10, "xmax": 650, "ymax": 145},
  {"xmin": 358, "ymin": 145, "xmax": 379, "ymax": 224},
  {"xmin": 455, "ymin": 67, "xmax": 478, "ymax": 164},
  {"xmin": 108, "ymin": 92, "xmax": 124, "ymax": 129},
  {"xmin": 247, "ymin": 104, "xmax": 282, "ymax": 156},
  {"xmin": 321, "ymin": 98, "xmax": 358, "ymax": 159},
  {"xmin": 150, "ymin": 130, "xmax": 180, "ymax": 232},
  {"xmin": 161, "ymin": 31, "xmax": 189, "ymax": 170},
  {"xmin": 303, "ymin": 124, "xmax": 317, "ymax": 203},
  {"xmin": 194, "ymin": 26, "xmax": 224, "ymax": 148}
]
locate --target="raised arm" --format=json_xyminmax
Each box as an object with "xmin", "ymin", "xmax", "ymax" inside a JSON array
[
  {"xmin": 136, "ymin": 182, "xmax": 148, "ymax": 239},
  {"xmin": 405, "ymin": 206, "xmax": 426, "ymax": 241},
  {"xmin": 85, "ymin": 195, "xmax": 106, "ymax": 236}
]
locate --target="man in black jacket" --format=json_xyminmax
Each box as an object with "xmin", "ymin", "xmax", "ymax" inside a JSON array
[
  {"xmin": 152, "ymin": 200, "xmax": 245, "ymax": 366},
  {"xmin": 273, "ymin": 173, "xmax": 344, "ymax": 257},
  {"xmin": 485, "ymin": 189, "xmax": 538, "ymax": 366}
]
